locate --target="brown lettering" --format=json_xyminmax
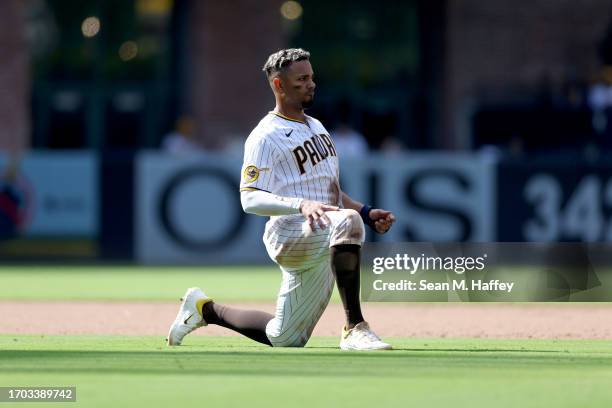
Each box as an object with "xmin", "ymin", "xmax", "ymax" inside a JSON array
[
  {"xmin": 293, "ymin": 146, "xmax": 309, "ymax": 175},
  {"xmin": 320, "ymin": 134, "xmax": 337, "ymax": 156},
  {"xmin": 303, "ymin": 140, "xmax": 321, "ymax": 166},
  {"xmin": 312, "ymin": 135, "xmax": 329, "ymax": 159}
]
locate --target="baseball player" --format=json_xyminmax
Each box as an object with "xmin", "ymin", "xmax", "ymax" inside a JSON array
[{"xmin": 168, "ymin": 48, "xmax": 396, "ymax": 350}]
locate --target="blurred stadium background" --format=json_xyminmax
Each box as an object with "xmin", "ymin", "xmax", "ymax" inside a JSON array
[{"xmin": 2, "ymin": 0, "xmax": 612, "ymax": 265}]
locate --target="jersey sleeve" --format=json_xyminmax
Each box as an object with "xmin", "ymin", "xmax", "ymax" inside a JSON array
[{"xmin": 239, "ymin": 135, "xmax": 278, "ymax": 193}]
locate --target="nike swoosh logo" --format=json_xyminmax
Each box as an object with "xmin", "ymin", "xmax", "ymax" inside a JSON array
[
  {"xmin": 285, "ymin": 129, "xmax": 293, "ymax": 137},
  {"xmin": 183, "ymin": 313, "xmax": 194, "ymax": 325}
]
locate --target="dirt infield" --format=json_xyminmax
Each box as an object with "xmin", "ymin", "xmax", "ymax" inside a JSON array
[{"xmin": 2, "ymin": 301, "xmax": 612, "ymax": 339}]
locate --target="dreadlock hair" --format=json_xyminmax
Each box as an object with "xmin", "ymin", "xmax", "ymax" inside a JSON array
[{"xmin": 262, "ymin": 48, "xmax": 311, "ymax": 78}]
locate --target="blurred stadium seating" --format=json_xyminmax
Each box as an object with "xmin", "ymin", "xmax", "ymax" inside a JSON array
[{"xmin": 2, "ymin": 0, "xmax": 612, "ymax": 263}]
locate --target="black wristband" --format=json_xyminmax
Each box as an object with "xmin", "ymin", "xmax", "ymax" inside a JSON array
[{"xmin": 359, "ymin": 205, "xmax": 376, "ymax": 230}]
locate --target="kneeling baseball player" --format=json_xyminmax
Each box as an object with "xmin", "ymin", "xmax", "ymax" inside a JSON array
[{"xmin": 168, "ymin": 48, "xmax": 396, "ymax": 350}]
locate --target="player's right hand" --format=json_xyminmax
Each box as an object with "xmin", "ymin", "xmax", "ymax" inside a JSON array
[{"xmin": 299, "ymin": 200, "xmax": 339, "ymax": 231}]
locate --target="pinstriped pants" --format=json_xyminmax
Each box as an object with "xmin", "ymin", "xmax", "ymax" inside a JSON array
[{"xmin": 263, "ymin": 209, "xmax": 365, "ymax": 347}]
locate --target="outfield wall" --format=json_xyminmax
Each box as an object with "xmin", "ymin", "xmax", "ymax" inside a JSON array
[
  {"xmin": 2, "ymin": 151, "xmax": 612, "ymax": 263},
  {"xmin": 135, "ymin": 152, "xmax": 495, "ymax": 264},
  {"xmin": 0, "ymin": 152, "xmax": 99, "ymax": 259}
]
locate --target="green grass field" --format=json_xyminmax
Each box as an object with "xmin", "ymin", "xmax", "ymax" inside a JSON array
[
  {"xmin": 2, "ymin": 336, "xmax": 612, "ymax": 408},
  {"xmin": 2, "ymin": 266, "xmax": 612, "ymax": 407},
  {"xmin": 0, "ymin": 265, "xmax": 291, "ymax": 302}
]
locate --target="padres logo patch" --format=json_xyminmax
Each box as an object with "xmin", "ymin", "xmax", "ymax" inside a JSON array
[{"xmin": 243, "ymin": 165, "xmax": 260, "ymax": 183}]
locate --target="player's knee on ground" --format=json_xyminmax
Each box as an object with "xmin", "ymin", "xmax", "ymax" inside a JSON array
[
  {"xmin": 331, "ymin": 209, "xmax": 365, "ymax": 246},
  {"xmin": 266, "ymin": 318, "xmax": 313, "ymax": 347},
  {"xmin": 266, "ymin": 331, "xmax": 310, "ymax": 347},
  {"xmin": 268, "ymin": 336, "xmax": 309, "ymax": 348}
]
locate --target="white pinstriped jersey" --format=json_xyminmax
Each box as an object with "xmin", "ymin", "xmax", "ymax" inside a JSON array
[
  {"xmin": 240, "ymin": 112, "xmax": 341, "ymax": 207},
  {"xmin": 239, "ymin": 112, "xmax": 364, "ymax": 346}
]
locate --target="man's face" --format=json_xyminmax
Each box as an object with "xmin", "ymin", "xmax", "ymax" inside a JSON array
[{"xmin": 279, "ymin": 60, "xmax": 316, "ymax": 109}]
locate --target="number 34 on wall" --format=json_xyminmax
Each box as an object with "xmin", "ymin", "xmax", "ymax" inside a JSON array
[{"xmin": 523, "ymin": 174, "xmax": 612, "ymax": 242}]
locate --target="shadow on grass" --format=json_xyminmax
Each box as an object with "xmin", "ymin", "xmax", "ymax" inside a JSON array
[
  {"xmin": 387, "ymin": 348, "xmax": 562, "ymax": 353},
  {"xmin": 1, "ymin": 348, "xmax": 610, "ymax": 378}
]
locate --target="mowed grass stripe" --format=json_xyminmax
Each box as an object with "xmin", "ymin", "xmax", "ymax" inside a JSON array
[
  {"xmin": 0, "ymin": 266, "xmax": 306, "ymax": 302},
  {"xmin": 1, "ymin": 336, "xmax": 612, "ymax": 408}
]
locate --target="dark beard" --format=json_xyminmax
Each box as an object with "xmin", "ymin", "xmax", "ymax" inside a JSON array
[{"xmin": 302, "ymin": 98, "xmax": 314, "ymax": 109}]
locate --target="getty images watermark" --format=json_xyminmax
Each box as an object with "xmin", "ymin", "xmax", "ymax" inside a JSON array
[
  {"xmin": 361, "ymin": 243, "xmax": 612, "ymax": 302},
  {"xmin": 371, "ymin": 252, "xmax": 514, "ymax": 293}
]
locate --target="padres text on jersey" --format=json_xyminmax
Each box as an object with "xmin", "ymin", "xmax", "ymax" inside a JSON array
[{"xmin": 240, "ymin": 112, "xmax": 341, "ymax": 206}]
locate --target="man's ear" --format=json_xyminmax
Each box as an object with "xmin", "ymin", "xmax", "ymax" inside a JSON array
[{"xmin": 272, "ymin": 77, "xmax": 283, "ymax": 93}]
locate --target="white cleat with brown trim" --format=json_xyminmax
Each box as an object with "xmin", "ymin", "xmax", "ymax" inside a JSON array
[
  {"xmin": 339, "ymin": 321, "xmax": 392, "ymax": 350},
  {"xmin": 167, "ymin": 287, "xmax": 212, "ymax": 346}
]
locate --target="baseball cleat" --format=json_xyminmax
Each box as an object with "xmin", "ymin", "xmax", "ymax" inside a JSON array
[
  {"xmin": 339, "ymin": 321, "xmax": 392, "ymax": 351},
  {"xmin": 167, "ymin": 287, "xmax": 212, "ymax": 346}
]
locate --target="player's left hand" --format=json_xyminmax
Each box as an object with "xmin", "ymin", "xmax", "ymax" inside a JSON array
[{"xmin": 369, "ymin": 209, "xmax": 396, "ymax": 234}]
